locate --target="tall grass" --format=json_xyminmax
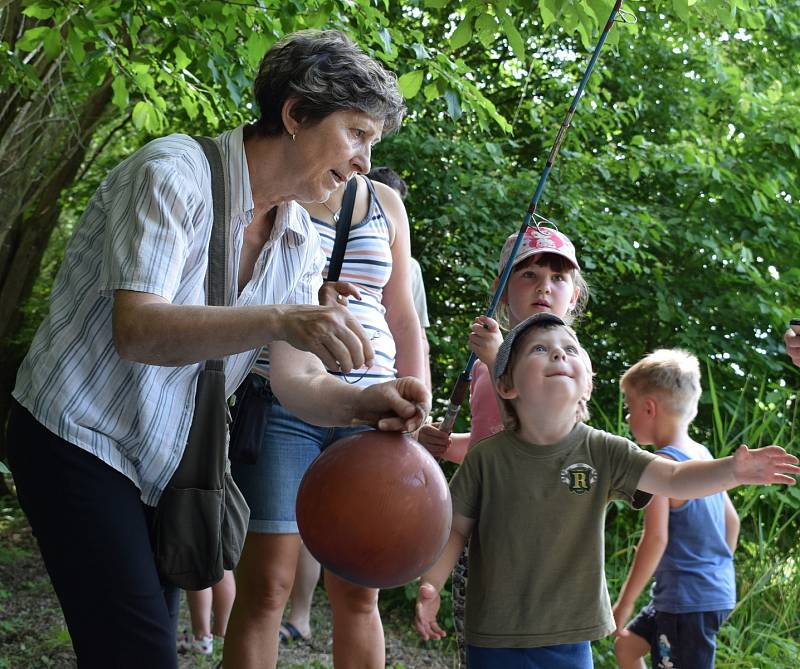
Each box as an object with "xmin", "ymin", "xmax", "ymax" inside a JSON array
[{"xmin": 595, "ymin": 361, "xmax": 800, "ymax": 667}]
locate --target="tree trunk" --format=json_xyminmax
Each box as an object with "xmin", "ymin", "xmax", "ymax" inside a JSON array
[{"xmin": 0, "ymin": 75, "xmax": 114, "ymax": 462}]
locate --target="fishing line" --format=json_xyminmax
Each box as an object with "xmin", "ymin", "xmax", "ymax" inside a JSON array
[{"xmin": 439, "ymin": 0, "xmax": 632, "ymax": 434}]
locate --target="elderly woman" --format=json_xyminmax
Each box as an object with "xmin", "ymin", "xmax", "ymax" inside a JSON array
[{"xmin": 6, "ymin": 29, "xmax": 427, "ymax": 669}]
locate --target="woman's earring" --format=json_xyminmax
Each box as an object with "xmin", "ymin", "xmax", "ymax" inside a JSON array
[{"xmin": 291, "ymin": 132, "xmax": 296, "ymax": 142}]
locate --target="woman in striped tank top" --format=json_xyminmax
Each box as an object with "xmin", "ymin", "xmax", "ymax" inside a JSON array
[{"xmin": 230, "ymin": 174, "xmax": 425, "ymax": 668}]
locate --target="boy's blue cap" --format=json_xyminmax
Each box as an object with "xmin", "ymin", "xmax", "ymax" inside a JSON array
[{"xmin": 494, "ymin": 313, "xmax": 567, "ymax": 379}]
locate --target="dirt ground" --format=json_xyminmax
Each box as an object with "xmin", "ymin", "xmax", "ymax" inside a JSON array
[{"xmin": 0, "ymin": 491, "xmax": 455, "ymax": 669}]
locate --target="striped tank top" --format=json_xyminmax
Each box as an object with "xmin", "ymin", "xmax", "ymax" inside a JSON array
[{"xmin": 254, "ymin": 177, "xmax": 396, "ymax": 388}]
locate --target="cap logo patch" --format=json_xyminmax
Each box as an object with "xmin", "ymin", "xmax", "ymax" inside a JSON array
[
  {"xmin": 560, "ymin": 463, "xmax": 598, "ymax": 495},
  {"xmin": 524, "ymin": 227, "xmax": 565, "ymax": 251}
]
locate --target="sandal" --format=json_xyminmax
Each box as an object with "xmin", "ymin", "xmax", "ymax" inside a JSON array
[{"xmin": 279, "ymin": 622, "xmax": 309, "ymax": 645}]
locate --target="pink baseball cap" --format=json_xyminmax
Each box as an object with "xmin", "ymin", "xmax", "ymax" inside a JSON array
[{"xmin": 498, "ymin": 226, "xmax": 580, "ymax": 274}]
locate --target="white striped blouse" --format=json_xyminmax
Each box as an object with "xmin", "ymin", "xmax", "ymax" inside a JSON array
[{"xmin": 13, "ymin": 126, "xmax": 325, "ymax": 505}]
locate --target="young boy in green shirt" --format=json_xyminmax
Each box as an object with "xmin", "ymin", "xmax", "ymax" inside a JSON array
[{"xmin": 414, "ymin": 313, "xmax": 798, "ymax": 668}]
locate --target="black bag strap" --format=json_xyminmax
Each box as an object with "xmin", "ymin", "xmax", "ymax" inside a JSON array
[
  {"xmin": 326, "ymin": 176, "xmax": 358, "ymax": 282},
  {"xmin": 193, "ymin": 136, "xmax": 230, "ymax": 373}
]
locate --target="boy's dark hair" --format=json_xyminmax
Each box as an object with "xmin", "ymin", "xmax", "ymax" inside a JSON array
[
  {"xmin": 252, "ymin": 30, "xmax": 405, "ymax": 137},
  {"xmin": 367, "ymin": 166, "xmax": 408, "ymax": 199}
]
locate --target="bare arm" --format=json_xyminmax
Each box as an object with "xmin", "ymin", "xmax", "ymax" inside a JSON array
[
  {"xmin": 269, "ymin": 340, "xmax": 430, "ymax": 431},
  {"xmin": 112, "ymin": 290, "xmax": 373, "ymax": 371},
  {"xmin": 612, "ymin": 494, "xmax": 669, "ymax": 634},
  {"xmin": 415, "ymin": 512, "xmax": 475, "ymax": 641},
  {"xmin": 377, "ymin": 182, "xmax": 425, "ymax": 382},
  {"xmin": 637, "ymin": 444, "xmax": 799, "ymax": 499},
  {"xmin": 420, "ymin": 328, "xmax": 432, "ymax": 392},
  {"xmin": 416, "ymin": 423, "xmax": 471, "ymax": 462},
  {"xmin": 443, "ymin": 433, "xmax": 471, "ymax": 464},
  {"xmin": 723, "ymin": 493, "xmax": 740, "ymax": 553}
]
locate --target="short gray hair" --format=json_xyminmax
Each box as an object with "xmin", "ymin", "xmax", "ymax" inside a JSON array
[{"xmin": 253, "ymin": 29, "xmax": 405, "ymax": 137}]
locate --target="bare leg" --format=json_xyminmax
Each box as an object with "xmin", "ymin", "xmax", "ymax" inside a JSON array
[
  {"xmin": 615, "ymin": 632, "xmax": 650, "ymax": 669},
  {"xmin": 186, "ymin": 588, "xmax": 213, "ymax": 638},
  {"xmin": 223, "ymin": 533, "xmax": 302, "ymax": 669},
  {"xmin": 211, "ymin": 570, "xmax": 236, "ymax": 638},
  {"xmin": 285, "ymin": 542, "xmax": 320, "ymax": 639},
  {"xmin": 324, "ymin": 569, "xmax": 384, "ymax": 669}
]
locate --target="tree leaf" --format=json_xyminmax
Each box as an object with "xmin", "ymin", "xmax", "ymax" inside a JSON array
[
  {"xmin": 424, "ymin": 82, "xmax": 440, "ymax": 101},
  {"xmin": 377, "ymin": 27, "xmax": 393, "ymax": 53},
  {"xmin": 398, "ymin": 70, "xmax": 425, "ymax": 99},
  {"xmin": 22, "ymin": 4, "xmax": 54, "ymax": 20},
  {"xmin": 444, "ymin": 88, "xmax": 462, "ymax": 120},
  {"xmin": 174, "ymin": 45, "xmax": 191, "ymax": 71},
  {"xmin": 245, "ymin": 32, "xmax": 272, "ymax": 70},
  {"xmin": 111, "ymin": 76, "xmax": 129, "ymax": 111},
  {"xmin": 673, "ymin": 0, "xmax": 691, "ymax": 22},
  {"xmin": 474, "ymin": 12, "xmax": 497, "ymax": 49},
  {"xmin": 132, "ymin": 100, "xmax": 154, "ymax": 130},
  {"xmin": 15, "ymin": 26, "xmax": 52, "ymax": 52},
  {"xmin": 450, "ymin": 15, "xmax": 473, "ymax": 51},
  {"xmin": 539, "ymin": 0, "xmax": 559, "ymax": 28},
  {"xmin": 65, "ymin": 27, "xmax": 85, "ymax": 65},
  {"xmin": 412, "ymin": 42, "xmax": 430, "ymax": 59},
  {"xmin": 42, "ymin": 28, "xmax": 62, "ymax": 59},
  {"xmin": 500, "ymin": 13, "xmax": 526, "ymax": 61}
]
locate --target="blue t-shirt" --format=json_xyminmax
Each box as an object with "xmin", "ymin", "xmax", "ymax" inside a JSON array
[{"xmin": 652, "ymin": 446, "xmax": 736, "ymax": 614}]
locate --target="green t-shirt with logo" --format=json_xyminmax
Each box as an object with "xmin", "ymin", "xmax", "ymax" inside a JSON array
[{"xmin": 450, "ymin": 422, "xmax": 657, "ymax": 648}]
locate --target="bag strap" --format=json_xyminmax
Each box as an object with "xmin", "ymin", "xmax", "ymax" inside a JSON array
[
  {"xmin": 325, "ymin": 176, "xmax": 358, "ymax": 282},
  {"xmin": 193, "ymin": 136, "xmax": 230, "ymax": 372}
]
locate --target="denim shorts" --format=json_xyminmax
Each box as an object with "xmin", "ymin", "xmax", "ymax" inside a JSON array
[
  {"xmin": 231, "ymin": 398, "xmax": 370, "ymax": 533},
  {"xmin": 466, "ymin": 641, "xmax": 592, "ymax": 669},
  {"xmin": 627, "ymin": 602, "xmax": 731, "ymax": 669}
]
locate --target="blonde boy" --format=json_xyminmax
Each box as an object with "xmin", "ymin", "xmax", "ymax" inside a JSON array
[
  {"xmin": 613, "ymin": 350, "xmax": 739, "ymax": 669},
  {"xmin": 415, "ymin": 314, "xmax": 798, "ymax": 669}
]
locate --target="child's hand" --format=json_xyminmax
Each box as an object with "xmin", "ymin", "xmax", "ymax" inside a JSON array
[
  {"xmin": 318, "ymin": 280, "xmax": 362, "ymax": 307},
  {"xmin": 732, "ymin": 444, "xmax": 800, "ymax": 485},
  {"xmin": 611, "ymin": 600, "xmax": 634, "ymax": 637},
  {"xmin": 469, "ymin": 316, "xmax": 503, "ymax": 368},
  {"xmin": 785, "ymin": 326, "xmax": 800, "ymax": 367},
  {"xmin": 415, "ymin": 581, "xmax": 446, "ymax": 641},
  {"xmin": 417, "ymin": 422, "xmax": 451, "ymax": 459}
]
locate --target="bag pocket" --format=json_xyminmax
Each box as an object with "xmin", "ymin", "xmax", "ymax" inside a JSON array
[
  {"xmin": 229, "ymin": 374, "xmax": 273, "ymax": 464},
  {"xmin": 153, "ymin": 486, "xmax": 224, "ymax": 591},
  {"xmin": 221, "ymin": 470, "xmax": 250, "ymax": 570}
]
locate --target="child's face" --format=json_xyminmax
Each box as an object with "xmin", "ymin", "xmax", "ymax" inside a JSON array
[
  {"xmin": 500, "ymin": 326, "xmax": 588, "ymax": 406},
  {"xmin": 623, "ymin": 392, "xmax": 654, "ymax": 445},
  {"xmin": 504, "ymin": 256, "xmax": 579, "ymax": 325}
]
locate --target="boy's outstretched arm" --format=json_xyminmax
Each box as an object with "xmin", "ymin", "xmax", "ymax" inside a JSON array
[
  {"xmin": 612, "ymin": 493, "xmax": 669, "ymax": 636},
  {"xmin": 723, "ymin": 493, "xmax": 740, "ymax": 553},
  {"xmin": 638, "ymin": 444, "xmax": 799, "ymax": 499},
  {"xmin": 415, "ymin": 512, "xmax": 475, "ymax": 641}
]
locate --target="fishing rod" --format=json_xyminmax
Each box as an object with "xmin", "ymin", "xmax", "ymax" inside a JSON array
[{"xmin": 439, "ymin": 0, "xmax": 632, "ymax": 434}]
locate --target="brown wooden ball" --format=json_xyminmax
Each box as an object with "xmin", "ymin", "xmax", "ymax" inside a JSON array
[{"xmin": 296, "ymin": 431, "xmax": 452, "ymax": 589}]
